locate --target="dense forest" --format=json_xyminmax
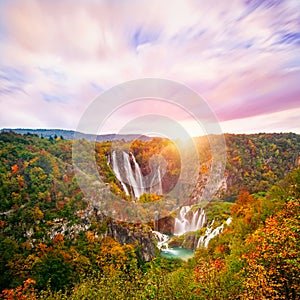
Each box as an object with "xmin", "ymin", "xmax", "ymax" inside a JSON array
[{"xmin": 0, "ymin": 131, "xmax": 299, "ymax": 299}]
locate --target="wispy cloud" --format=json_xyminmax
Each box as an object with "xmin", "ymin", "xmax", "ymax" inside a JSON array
[{"xmin": 0, "ymin": 0, "xmax": 299, "ymax": 134}]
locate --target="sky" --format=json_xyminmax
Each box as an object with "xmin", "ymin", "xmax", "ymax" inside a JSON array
[{"xmin": 0, "ymin": 0, "xmax": 299, "ymax": 136}]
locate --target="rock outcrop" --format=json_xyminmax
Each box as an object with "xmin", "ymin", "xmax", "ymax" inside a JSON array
[
  {"xmin": 157, "ymin": 216, "xmax": 175, "ymax": 234},
  {"xmin": 107, "ymin": 221, "xmax": 156, "ymax": 262}
]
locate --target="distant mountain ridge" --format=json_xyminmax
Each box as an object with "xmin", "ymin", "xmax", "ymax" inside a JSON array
[{"xmin": 0, "ymin": 128, "xmax": 152, "ymax": 142}]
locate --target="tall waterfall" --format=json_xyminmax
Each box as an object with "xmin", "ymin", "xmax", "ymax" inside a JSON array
[
  {"xmin": 110, "ymin": 150, "xmax": 163, "ymax": 198},
  {"xmin": 174, "ymin": 206, "xmax": 206, "ymax": 236},
  {"xmin": 131, "ymin": 153, "xmax": 145, "ymax": 197},
  {"xmin": 111, "ymin": 151, "xmax": 130, "ymax": 195},
  {"xmin": 123, "ymin": 152, "xmax": 144, "ymax": 198},
  {"xmin": 150, "ymin": 167, "xmax": 163, "ymax": 195}
]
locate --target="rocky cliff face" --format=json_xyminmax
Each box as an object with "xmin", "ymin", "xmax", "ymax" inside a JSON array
[
  {"xmin": 25, "ymin": 202, "xmax": 157, "ymax": 262},
  {"xmin": 107, "ymin": 222, "xmax": 156, "ymax": 262},
  {"xmin": 157, "ymin": 216, "xmax": 175, "ymax": 234},
  {"xmin": 168, "ymin": 232, "xmax": 199, "ymax": 250}
]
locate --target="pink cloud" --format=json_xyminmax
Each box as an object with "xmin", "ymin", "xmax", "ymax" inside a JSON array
[{"xmin": 0, "ymin": 0, "xmax": 299, "ymax": 134}]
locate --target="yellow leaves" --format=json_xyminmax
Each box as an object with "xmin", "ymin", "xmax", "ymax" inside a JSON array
[
  {"xmin": 242, "ymin": 198, "xmax": 300, "ymax": 299},
  {"xmin": 86, "ymin": 231, "xmax": 95, "ymax": 243},
  {"xmin": 96, "ymin": 237, "xmax": 137, "ymax": 276},
  {"xmin": 17, "ymin": 175, "xmax": 26, "ymax": 188},
  {"xmin": 32, "ymin": 207, "xmax": 44, "ymax": 222},
  {"xmin": 263, "ymin": 170, "xmax": 275, "ymax": 179},
  {"xmin": 11, "ymin": 191, "xmax": 20, "ymax": 200},
  {"xmin": 28, "ymin": 157, "xmax": 39, "ymax": 166},
  {"xmin": 232, "ymin": 155, "xmax": 242, "ymax": 166},
  {"xmin": 194, "ymin": 258, "xmax": 226, "ymax": 283},
  {"xmin": 51, "ymin": 158, "xmax": 60, "ymax": 179},
  {"xmin": 138, "ymin": 193, "xmax": 163, "ymax": 203}
]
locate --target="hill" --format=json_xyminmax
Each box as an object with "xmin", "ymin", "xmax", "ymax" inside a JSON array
[
  {"xmin": 0, "ymin": 131, "xmax": 299, "ymax": 299},
  {"xmin": 0, "ymin": 128, "xmax": 152, "ymax": 142}
]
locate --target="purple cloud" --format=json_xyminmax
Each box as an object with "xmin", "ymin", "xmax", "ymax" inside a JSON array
[{"xmin": 0, "ymin": 0, "xmax": 299, "ymax": 135}]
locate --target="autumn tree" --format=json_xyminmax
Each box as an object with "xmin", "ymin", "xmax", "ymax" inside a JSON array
[
  {"xmin": 242, "ymin": 198, "xmax": 300, "ymax": 299},
  {"xmin": 231, "ymin": 188, "xmax": 261, "ymax": 229}
]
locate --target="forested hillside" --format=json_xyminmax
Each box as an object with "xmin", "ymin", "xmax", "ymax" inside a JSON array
[{"xmin": 0, "ymin": 131, "xmax": 299, "ymax": 299}]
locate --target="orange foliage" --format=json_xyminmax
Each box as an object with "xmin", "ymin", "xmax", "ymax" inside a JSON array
[
  {"xmin": 96, "ymin": 236, "xmax": 136, "ymax": 276},
  {"xmin": 17, "ymin": 175, "xmax": 26, "ymax": 188},
  {"xmin": 242, "ymin": 199, "xmax": 300, "ymax": 299},
  {"xmin": 86, "ymin": 231, "xmax": 95, "ymax": 243},
  {"xmin": 11, "ymin": 164, "xmax": 18, "ymax": 173},
  {"xmin": 231, "ymin": 189, "xmax": 257, "ymax": 216},
  {"xmin": 194, "ymin": 258, "xmax": 225, "ymax": 283},
  {"xmin": 53, "ymin": 233, "xmax": 64, "ymax": 245},
  {"xmin": 1, "ymin": 278, "xmax": 36, "ymax": 300},
  {"xmin": 36, "ymin": 243, "xmax": 48, "ymax": 254}
]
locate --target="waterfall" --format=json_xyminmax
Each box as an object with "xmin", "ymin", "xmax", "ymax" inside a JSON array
[
  {"xmin": 174, "ymin": 206, "xmax": 206, "ymax": 236},
  {"xmin": 111, "ymin": 151, "xmax": 130, "ymax": 196},
  {"xmin": 150, "ymin": 167, "xmax": 163, "ymax": 195},
  {"xmin": 197, "ymin": 217, "xmax": 232, "ymax": 248},
  {"xmin": 131, "ymin": 153, "xmax": 145, "ymax": 197},
  {"xmin": 110, "ymin": 150, "xmax": 163, "ymax": 198},
  {"xmin": 123, "ymin": 152, "xmax": 143, "ymax": 198},
  {"xmin": 153, "ymin": 231, "xmax": 169, "ymax": 250}
]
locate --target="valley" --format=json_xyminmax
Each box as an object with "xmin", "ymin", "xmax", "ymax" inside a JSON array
[{"xmin": 0, "ymin": 130, "xmax": 299, "ymax": 299}]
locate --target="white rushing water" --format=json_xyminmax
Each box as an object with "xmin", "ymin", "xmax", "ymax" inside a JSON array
[
  {"xmin": 131, "ymin": 153, "xmax": 145, "ymax": 197},
  {"xmin": 197, "ymin": 217, "xmax": 232, "ymax": 248},
  {"xmin": 174, "ymin": 206, "xmax": 207, "ymax": 236},
  {"xmin": 123, "ymin": 152, "xmax": 144, "ymax": 198},
  {"xmin": 152, "ymin": 210, "xmax": 232, "ymax": 261},
  {"xmin": 110, "ymin": 150, "xmax": 163, "ymax": 198},
  {"xmin": 111, "ymin": 151, "xmax": 130, "ymax": 195},
  {"xmin": 153, "ymin": 231, "xmax": 170, "ymax": 250}
]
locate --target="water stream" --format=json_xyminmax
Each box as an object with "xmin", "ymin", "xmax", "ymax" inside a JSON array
[
  {"xmin": 110, "ymin": 150, "xmax": 163, "ymax": 198},
  {"xmin": 174, "ymin": 206, "xmax": 206, "ymax": 236},
  {"xmin": 154, "ymin": 207, "xmax": 232, "ymax": 261},
  {"xmin": 110, "ymin": 151, "xmax": 232, "ymax": 260}
]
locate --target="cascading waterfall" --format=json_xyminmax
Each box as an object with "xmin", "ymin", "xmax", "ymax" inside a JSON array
[
  {"xmin": 153, "ymin": 231, "xmax": 169, "ymax": 250},
  {"xmin": 110, "ymin": 150, "xmax": 163, "ymax": 198},
  {"xmin": 110, "ymin": 150, "xmax": 232, "ymax": 258},
  {"xmin": 152, "ymin": 206, "xmax": 232, "ymax": 260},
  {"xmin": 131, "ymin": 153, "xmax": 145, "ymax": 197},
  {"xmin": 123, "ymin": 152, "xmax": 144, "ymax": 198},
  {"xmin": 111, "ymin": 151, "xmax": 130, "ymax": 195},
  {"xmin": 174, "ymin": 206, "xmax": 206, "ymax": 236},
  {"xmin": 197, "ymin": 217, "xmax": 232, "ymax": 248}
]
